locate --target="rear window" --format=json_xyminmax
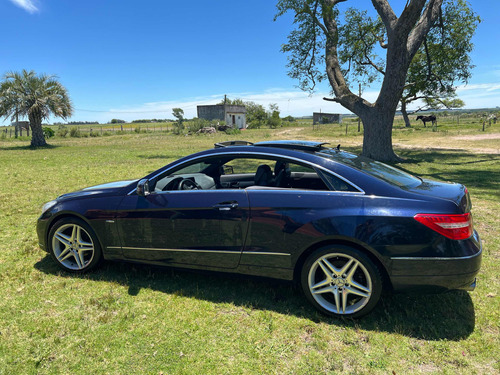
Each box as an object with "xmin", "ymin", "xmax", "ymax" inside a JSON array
[{"xmin": 318, "ymin": 150, "xmax": 421, "ymax": 188}]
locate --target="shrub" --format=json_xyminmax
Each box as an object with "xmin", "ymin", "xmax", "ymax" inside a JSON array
[
  {"xmin": 224, "ymin": 127, "xmax": 241, "ymax": 135},
  {"xmin": 43, "ymin": 127, "xmax": 55, "ymax": 138},
  {"xmin": 69, "ymin": 127, "xmax": 81, "ymax": 138},
  {"xmin": 247, "ymin": 121, "xmax": 262, "ymax": 129},
  {"xmin": 188, "ymin": 118, "xmax": 209, "ymax": 133},
  {"xmin": 57, "ymin": 125, "xmax": 69, "ymax": 137},
  {"xmin": 268, "ymin": 111, "xmax": 282, "ymax": 128},
  {"xmin": 172, "ymin": 125, "xmax": 184, "ymax": 135}
]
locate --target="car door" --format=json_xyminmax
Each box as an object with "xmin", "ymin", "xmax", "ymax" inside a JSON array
[{"xmin": 115, "ymin": 189, "xmax": 249, "ymax": 269}]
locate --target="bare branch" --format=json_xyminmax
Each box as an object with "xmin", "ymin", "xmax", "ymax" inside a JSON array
[
  {"xmin": 397, "ymin": 0, "xmax": 427, "ymax": 37},
  {"xmin": 372, "ymin": 0, "xmax": 397, "ymax": 33},
  {"xmin": 408, "ymin": 0, "xmax": 443, "ymax": 56},
  {"xmin": 321, "ymin": 2, "xmax": 366, "ymax": 111},
  {"xmin": 360, "ymin": 38, "xmax": 386, "ymax": 75},
  {"xmin": 323, "ymin": 96, "xmax": 341, "ymax": 103},
  {"xmin": 301, "ymin": 1, "xmax": 330, "ymax": 37},
  {"xmin": 423, "ymin": 37, "xmax": 432, "ymax": 79},
  {"xmin": 325, "ymin": 0, "xmax": 348, "ymax": 6}
]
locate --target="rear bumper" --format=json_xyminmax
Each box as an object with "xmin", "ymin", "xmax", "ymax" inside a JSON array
[{"xmin": 389, "ymin": 233, "xmax": 482, "ymax": 292}]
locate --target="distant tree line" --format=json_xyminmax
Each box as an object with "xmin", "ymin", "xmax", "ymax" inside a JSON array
[
  {"xmin": 131, "ymin": 119, "xmax": 173, "ymax": 123},
  {"xmin": 54, "ymin": 121, "xmax": 100, "ymax": 125}
]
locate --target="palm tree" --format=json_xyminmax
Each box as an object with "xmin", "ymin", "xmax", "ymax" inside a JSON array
[{"xmin": 0, "ymin": 70, "xmax": 73, "ymax": 147}]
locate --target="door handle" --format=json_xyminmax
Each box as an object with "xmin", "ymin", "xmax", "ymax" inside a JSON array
[{"xmin": 212, "ymin": 202, "xmax": 239, "ymax": 211}]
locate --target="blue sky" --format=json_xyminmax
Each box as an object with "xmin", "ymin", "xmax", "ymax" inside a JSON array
[{"xmin": 1, "ymin": 0, "xmax": 500, "ymax": 124}]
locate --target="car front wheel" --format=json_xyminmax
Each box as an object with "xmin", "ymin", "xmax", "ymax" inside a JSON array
[
  {"xmin": 48, "ymin": 217, "xmax": 102, "ymax": 273},
  {"xmin": 301, "ymin": 246, "xmax": 382, "ymax": 318}
]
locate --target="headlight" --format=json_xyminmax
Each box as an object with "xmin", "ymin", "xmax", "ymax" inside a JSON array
[{"xmin": 41, "ymin": 200, "xmax": 57, "ymax": 215}]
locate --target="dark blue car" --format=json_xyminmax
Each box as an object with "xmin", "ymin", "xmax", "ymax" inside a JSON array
[{"xmin": 37, "ymin": 140, "xmax": 482, "ymax": 317}]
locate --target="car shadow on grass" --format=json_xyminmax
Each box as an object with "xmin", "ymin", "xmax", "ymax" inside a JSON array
[{"xmin": 35, "ymin": 256, "xmax": 475, "ymax": 341}]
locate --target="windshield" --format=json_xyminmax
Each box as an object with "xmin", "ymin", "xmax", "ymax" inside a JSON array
[{"xmin": 318, "ymin": 150, "xmax": 421, "ymax": 188}]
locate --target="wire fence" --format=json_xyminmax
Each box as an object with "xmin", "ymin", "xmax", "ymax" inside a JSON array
[{"xmin": 0, "ymin": 123, "xmax": 175, "ymax": 138}]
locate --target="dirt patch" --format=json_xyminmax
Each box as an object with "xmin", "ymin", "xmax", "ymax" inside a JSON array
[
  {"xmin": 394, "ymin": 132, "xmax": 500, "ymax": 154},
  {"xmin": 275, "ymin": 127, "xmax": 305, "ymax": 137},
  {"xmin": 450, "ymin": 134, "xmax": 500, "ymax": 141},
  {"xmin": 393, "ymin": 143, "xmax": 500, "ymax": 155}
]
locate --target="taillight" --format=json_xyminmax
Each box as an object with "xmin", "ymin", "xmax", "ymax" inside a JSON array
[{"xmin": 414, "ymin": 213, "xmax": 473, "ymax": 240}]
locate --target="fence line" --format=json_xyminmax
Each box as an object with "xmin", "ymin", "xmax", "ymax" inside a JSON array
[{"xmin": 0, "ymin": 123, "xmax": 173, "ymax": 138}]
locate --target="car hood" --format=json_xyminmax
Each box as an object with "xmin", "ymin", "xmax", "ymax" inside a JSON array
[{"xmin": 57, "ymin": 179, "xmax": 137, "ymax": 200}]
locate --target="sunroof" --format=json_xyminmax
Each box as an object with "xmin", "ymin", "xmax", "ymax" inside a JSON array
[
  {"xmin": 254, "ymin": 140, "xmax": 330, "ymax": 150},
  {"xmin": 214, "ymin": 140, "xmax": 254, "ymax": 148}
]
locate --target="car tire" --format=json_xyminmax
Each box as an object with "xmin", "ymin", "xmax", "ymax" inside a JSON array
[
  {"xmin": 301, "ymin": 245, "xmax": 382, "ymax": 318},
  {"xmin": 48, "ymin": 217, "xmax": 102, "ymax": 273}
]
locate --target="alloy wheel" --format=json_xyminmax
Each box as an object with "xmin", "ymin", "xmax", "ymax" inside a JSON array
[
  {"xmin": 51, "ymin": 223, "xmax": 95, "ymax": 271},
  {"xmin": 307, "ymin": 253, "xmax": 373, "ymax": 315}
]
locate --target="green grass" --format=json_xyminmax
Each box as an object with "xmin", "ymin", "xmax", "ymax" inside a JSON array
[{"xmin": 0, "ymin": 123, "xmax": 499, "ymax": 374}]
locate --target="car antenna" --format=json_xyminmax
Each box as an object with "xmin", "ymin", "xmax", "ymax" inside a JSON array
[{"xmin": 336, "ymin": 144, "xmax": 341, "ymax": 151}]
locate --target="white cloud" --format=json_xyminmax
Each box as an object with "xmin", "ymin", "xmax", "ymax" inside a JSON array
[
  {"xmin": 456, "ymin": 83, "xmax": 500, "ymax": 92},
  {"xmin": 9, "ymin": 0, "xmax": 39, "ymax": 14},
  {"xmin": 6, "ymin": 84, "xmax": 496, "ymax": 126},
  {"xmin": 455, "ymin": 82, "xmax": 500, "ymax": 108},
  {"xmin": 90, "ymin": 89, "xmax": 377, "ymax": 123}
]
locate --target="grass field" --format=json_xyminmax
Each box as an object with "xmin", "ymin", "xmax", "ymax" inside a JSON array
[{"xmin": 0, "ymin": 122, "xmax": 498, "ymax": 374}]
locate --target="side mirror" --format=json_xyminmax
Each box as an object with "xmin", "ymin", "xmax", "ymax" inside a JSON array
[{"xmin": 136, "ymin": 179, "xmax": 151, "ymax": 196}]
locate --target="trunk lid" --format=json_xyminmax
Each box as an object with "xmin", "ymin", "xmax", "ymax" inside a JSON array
[{"xmin": 406, "ymin": 179, "xmax": 470, "ymax": 213}]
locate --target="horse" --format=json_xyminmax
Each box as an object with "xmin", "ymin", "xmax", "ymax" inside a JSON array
[{"xmin": 416, "ymin": 115, "xmax": 437, "ymax": 127}]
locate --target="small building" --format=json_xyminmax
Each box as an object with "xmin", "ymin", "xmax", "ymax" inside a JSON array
[
  {"xmin": 12, "ymin": 121, "xmax": 30, "ymax": 135},
  {"xmin": 313, "ymin": 112, "xmax": 342, "ymax": 125},
  {"xmin": 197, "ymin": 104, "xmax": 247, "ymax": 129},
  {"xmin": 12, "ymin": 121, "xmax": 30, "ymax": 130}
]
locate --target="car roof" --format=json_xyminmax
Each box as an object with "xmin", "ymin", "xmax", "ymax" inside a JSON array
[{"xmin": 214, "ymin": 139, "xmax": 333, "ymax": 152}]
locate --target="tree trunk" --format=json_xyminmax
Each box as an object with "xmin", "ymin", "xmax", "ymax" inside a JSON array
[
  {"xmin": 361, "ymin": 109, "xmax": 401, "ymax": 163},
  {"xmin": 29, "ymin": 113, "xmax": 47, "ymax": 147},
  {"xmin": 401, "ymin": 100, "xmax": 411, "ymax": 128}
]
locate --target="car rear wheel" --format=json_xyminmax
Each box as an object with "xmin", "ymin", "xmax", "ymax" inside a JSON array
[
  {"xmin": 301, "ymin": 246, "xmax": 382, "ymax": 318},
  {"xmin": 48, "ymin": 217, "xmax": 102, "ymax": 273}
]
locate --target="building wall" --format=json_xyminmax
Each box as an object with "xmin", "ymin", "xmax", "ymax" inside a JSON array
[
  {"xmin": 197, "ymin": 105, "xmax": 226, "ymax": 121},
  {"xmin": 225, "ymin": 112, "xmax": 246, "ymax": 129},
  {"xmin": 198, "ymin": 104, "xmax": 247, "ymax": 129},
  {"xmin": 313, "ymin": 112, "xmax": 342, "ymax": 125}
]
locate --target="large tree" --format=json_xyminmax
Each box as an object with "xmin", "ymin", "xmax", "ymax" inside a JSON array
[
  {"xmin": 276, "ymin": 0, "xmax": 478, "ymax": 161},
  {"xmin": 0, "ymin": 70, "xmax": 73, "ymax": 147},
  {"xmin": 399, "ymin": 0, "xmax": 478, "ymax": 127}
]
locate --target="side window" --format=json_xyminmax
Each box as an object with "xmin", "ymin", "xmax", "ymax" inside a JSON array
[
  {"xmin": 288, "ymin": 163, "xmax": 316, "ymax": 173},
  {"xmin": 171, "ymin": 161, "xmax": 211, "ymax": 175},
  {"xmin": 283, "ymin": 162, "xmax": 329, "ymax": 190},
  {"xmin": 154, "ymin": 160, "xmax": 216, "ymax": 191},
  {"xmin": 221, "ymin": 156, "xmax": 332, "ymax": 191},
  {"xmin": 319, "ymin": 171, "xmax": 360, "ymax": 192},
  {"xmin": 153, "ymin": 155, "xmax": 359, "ymax": 192},
  {"xmin": 224, "ymin": 158, "xmax": 274, "ymax": 175}
]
